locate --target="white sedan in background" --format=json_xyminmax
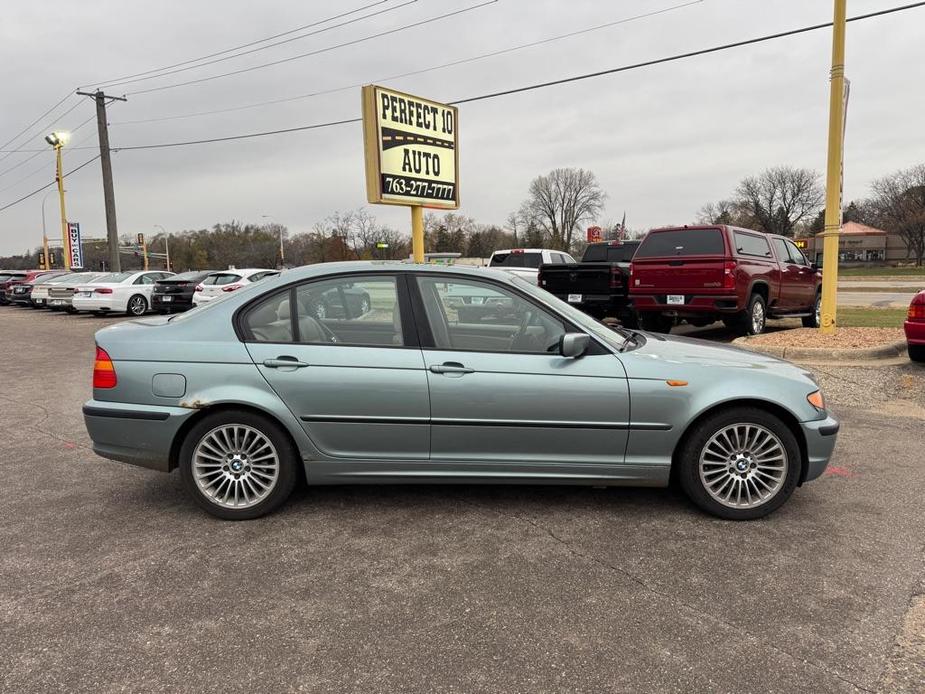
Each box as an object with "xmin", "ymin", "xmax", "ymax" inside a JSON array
[
  {"xmin": 72, "ymin": 270, "xmax": 175, "ymax": 316},
  {"xmin": 192, "ymin": 268, "xmax": 279, "ymax": 306}
]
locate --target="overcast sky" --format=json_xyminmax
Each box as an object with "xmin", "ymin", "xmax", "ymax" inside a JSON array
[{"xmin": 0, "ymin": 0, "xmax": 922, "ymax": 255}]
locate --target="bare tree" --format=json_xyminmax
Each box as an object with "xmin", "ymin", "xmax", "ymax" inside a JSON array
[
  {"xmin": 696, "ymin": 199, "xmax": 744, "ymax": 226},
  {"xmin": 868, "ymin": 164, "xmax": 925, "ymax": 266},
  {"xmin": 733, "ymin": 166, "xmax": 823, "ymax": 236},
  {"xmin": 523, "ymin": 168, "xmax": 606, "ymax": 250}
]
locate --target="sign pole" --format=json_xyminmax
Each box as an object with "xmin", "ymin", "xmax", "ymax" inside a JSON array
[
  {"xmin": 54, "ymin": 143, "xmax": 70, "ymax": 270},
  {"xmin": 411, "ymin": 206, "xmax": 424, "ymax": 262},
  {"xmin": 819, "ymin": 0, "xmax": 847, "ymax": 335}
]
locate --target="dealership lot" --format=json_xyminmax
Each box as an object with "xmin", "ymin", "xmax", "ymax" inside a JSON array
[{"xmin": 1, "ymin": 307, "xmax": 923, "ymax": 693}]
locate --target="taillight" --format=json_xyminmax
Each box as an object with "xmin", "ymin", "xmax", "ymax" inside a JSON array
[
  {"xmin": 93, "ymin": 346, "xmax": 117, "ymax": 389},
  {"xmin": 194, "ymin": 284, "xmax": 203, "ymax": 292},
  {"xmin": 723, "ymin": 261, "xmax": 737, "ymax": 290},
  {"xmin": 909, "ymin": 296, "xmax": 925, "ymax": 321},
  {"xmin": 222, "ymin": 284, "xmax": 242, "ymax": 292},
  {"xmin": 94, "ymin": 287, "xmax": 113, "ymax": 294},
  {"xmin": 609, "ymin": 266, "xmax": 622, "ymax": 289}
]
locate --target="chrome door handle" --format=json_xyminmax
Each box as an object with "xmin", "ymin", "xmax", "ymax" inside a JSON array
[
  {"xmin": 429, "ymin": 362, "xmax": 474, "ymax": 375},
  {"xmin": 263, "ymin": 357, "xmax": 310, "ymax": 369}
]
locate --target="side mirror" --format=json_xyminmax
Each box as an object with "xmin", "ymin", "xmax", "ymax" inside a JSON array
[
  {"xmin": 559, "ymin": 332, "xmax": 590, "ymax": 358},
  {"xmin": 811, "ymin": 262, "xmax": 821, "ymax": 271}
]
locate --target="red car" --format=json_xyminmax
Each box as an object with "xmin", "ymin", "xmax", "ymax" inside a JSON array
[
  {"xmin": 630, "ymin": 225, "xmax": 821, "ymax": 335},
  {"xmin": 905, "ymin": 290, "xmax": 925, "ymax": 362},
  {"xmin": 0, "ymin": 269, "xmax": 49, "ymax": 305}
]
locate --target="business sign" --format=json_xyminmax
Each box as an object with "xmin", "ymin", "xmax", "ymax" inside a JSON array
[
  {"xmin": 587, "ymin": 226, "xmax": 603, "ymax": 243},
  {"xmin": 362, "ymin": 85, "xmax": 459, "ymax": 209},
  {"xmin": 67, "ymin": 222, "xmax": 83, "ymax": 268},
  {"xmin": 794, "ymin": 239, "xmax": 808, "ymax": 249}
]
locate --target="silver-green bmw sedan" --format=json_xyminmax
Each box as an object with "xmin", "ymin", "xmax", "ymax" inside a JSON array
[{"xmin": 83, "ymin": 262, "xmax": 839, "ymax": 521}]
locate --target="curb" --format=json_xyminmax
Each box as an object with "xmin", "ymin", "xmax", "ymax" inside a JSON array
[{"xmin": 731, "ymin": 337, "xmax": 908, "ymax": 361}]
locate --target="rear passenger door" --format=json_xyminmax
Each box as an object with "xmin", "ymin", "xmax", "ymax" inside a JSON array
[{"xmin": 242, "ymin": 273, "xmax": 430, "ymax": 462}]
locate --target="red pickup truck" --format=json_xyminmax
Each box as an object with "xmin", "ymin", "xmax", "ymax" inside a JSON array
[{"xmin": 630, "ymin": 225, "xmax": 821, "ymax": 335}]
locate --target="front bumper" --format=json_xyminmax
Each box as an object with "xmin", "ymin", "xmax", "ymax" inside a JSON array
[
  {"xmin": 799, "ymin": 413, "xmax": 840, "ymax": 483},
  {"xmin": 83, "ymin": 400, "xmax": 194, "ymax": 472}
]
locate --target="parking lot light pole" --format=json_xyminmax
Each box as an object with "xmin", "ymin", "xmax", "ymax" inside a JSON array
[
  {"xmin": 820, "ymin": 0, "xmax": 848, "ymax": 335},
  {"xmin": 154, "ymin": 224, "xmax": 169, "ymax": 271},
  {"xmin": 45, "ymin": 132, "xmax": 71, "ymax": 270}
]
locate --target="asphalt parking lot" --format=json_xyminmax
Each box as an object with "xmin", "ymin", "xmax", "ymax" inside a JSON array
[{"xmin": 1, "ymin": 306, "xmax": 923, "ymax": 693}]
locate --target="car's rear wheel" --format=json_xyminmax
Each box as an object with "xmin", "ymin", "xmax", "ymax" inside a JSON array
[
  {"xmin": 180, "ymin": 410, "xmax": 298, "ymax": 520},
  {"xmin": 802, "ymin": 292, "xmax": 821, "ymax": 328},
  {"xmin": 127, "ymin": 294, "xmax": 147, "ymax": 316},
  {"xmin": 677, "ymin": 407, "xmax": 800, "ymax": 520},
  {"xmin": 735, "ymin": 293, "xmax": 767, "ymax": 336},
  {"xmin": 909, "ymin": 344, "xmax": 925, "ymax": 362}
]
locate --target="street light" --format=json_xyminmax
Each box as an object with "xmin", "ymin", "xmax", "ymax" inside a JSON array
[
  {"xmin": 45, "ymin": 131, "xmax": 71, "ymax": 269},
  {"xmin": 261, "ymin": 214, "xmax": 285, "ymax": 268}
]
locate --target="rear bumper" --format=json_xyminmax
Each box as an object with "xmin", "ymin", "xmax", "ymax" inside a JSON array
[
  {"xmin": 799, "ymin": 414, "xmax": 840, "ymax": 483},
  {"xmin": 73, "ymin": 296, "xmax": 117, "ymax": 312},
  {"xmin": 83, "ymin": 401, "xmax": 194, "ymax": 472},
  {"xmin": 631, "ymin": 294, "xmax": 741, "ymax": 313},
  {"xmin": 904, "ymin": 320, "xmax": 925, "ymax": 345},
  {"xmin": 551, "ymin": 293, "xmax": 629, "ymax": 308},
  {"xmin": 152, "ymin": 295, "xmax": 194, "ymax": 311}
]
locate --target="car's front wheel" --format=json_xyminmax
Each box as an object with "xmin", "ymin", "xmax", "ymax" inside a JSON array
[
  {"xmin": 179, "ymin": 409, "xmax": 298, "ymax": 520},
  {"xmin": 677, "ymin": 407, "xmax": 800, "ymax": 520},
  {"xmin": 802, "ymin": 292, "xmax": 821, "ymax": 328}
]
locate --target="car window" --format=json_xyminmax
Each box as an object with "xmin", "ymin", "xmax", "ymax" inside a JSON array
[
  {"xmin": 784, "ymin": 240, "xmax": 808, "ymax": 266},
  {"xmin": 582, "ymin": 245, "xmax": 606, "ymax": 262},
  {"xmin": 734, "ymin": 231, "xmax": 772, "ymax": 258},
  {"xmin": 635, "ymin": 229, "xmax": 725, "ymax": 257},
  {"xmin": 415, "ymin": 276, "xmax": 565, "ymax": 354},
  {"xmin": 135, "ymin": 274, "xmax": 155, "ymax": 285},
  {"xmin": 205, "ymin": 273, "xmax": 242, "ymax": 286},
  {"xmin": 243, "ymin": 291, "xmax": 294, "ymax": 343},
  {"xmin": 771, "ymin": 238, "xmax": 790, "ymax": 264},
  {"xmin": 295, "ymin": 275, "xmax": 401, "ymax": 346},
  {"xmin": 489, "ymin": 252, "xmax": 543, "ymax": 269}
]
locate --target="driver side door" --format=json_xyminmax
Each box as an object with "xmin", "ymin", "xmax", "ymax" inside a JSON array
[{"xmin": 412, "ymin": 274, "xmax": 630, "ymax": 472}]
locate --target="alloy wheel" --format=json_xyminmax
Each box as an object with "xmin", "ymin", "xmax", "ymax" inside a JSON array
[
  {"xmin": 751, "ymin": 300, "xmax": 765, "ymax": 334},
  {"xmin": 129, "ymin": 296, "xmax": 147, "ymax": 315},
  {"xmin": 360, "ymin": 297, "xmax": 371, "ymax": 314},
  {"xmin": 698, "ymin": 423, "xmax": 787, "ymax": 509},
  {"xmin": 192, "ymin": 424, "xmax": 280, "ymax": 509}
]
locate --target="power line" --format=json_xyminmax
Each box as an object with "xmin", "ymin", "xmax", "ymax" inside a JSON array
[
  {"xmin": 125, "ymin": 0, "xmax": 500, "ymax": 96},
  {"xmin": 94, "ymin": 0, "xmax": 419, "ymax": 90},
  {"xmin": 0, "ymin": 155, "xmax": 101, "ymax": 213},
  {"xmin": 0, "ymin": 114, "xmax": 96, "ymax": 182},
  {"xmin": 111, "ymin": 0, "xmax": 703, "ymax": 127},
  {"xmin": 0, "ymin": 92, "xmax": 73, "ymax": 152},
  {"xmin": 85, "ymin": 0, "xmax": 396, "ymax": 88},
  {"xmin": 108, "ymin": 1, "xmax": 925, "ymax": 152},
  {"xmin": 0, "ymin": 98, "xmax": 87, "ymax": 165}
]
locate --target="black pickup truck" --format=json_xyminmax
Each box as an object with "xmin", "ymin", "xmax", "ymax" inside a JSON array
[{"xmin": 537, "ymin": 240, "xmax": 641, "ymax": 323}]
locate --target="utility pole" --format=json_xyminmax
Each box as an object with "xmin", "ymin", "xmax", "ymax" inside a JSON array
[
  {"xmin": 819, "ymin": 0, "xmax": 848, "ymax": 335},
  {"xmin": 76, "ymin": 89, "xmax": 126, "ymax": 273}
]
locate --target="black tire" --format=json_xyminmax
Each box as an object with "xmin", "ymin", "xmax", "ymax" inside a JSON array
[
  {"xmin": 802, "ymin": 292, "xmax": 822, "ymax": 328},
  {"xmin": 179, "ymin": 409, "xmax": 298, "ymax": 520},
  {"xmin": 909, "ymin": 344, "xmax": 925, "ymax": 363},
  {"xmin": 735, "ymin": 293, "xmax": 767, "ymax": 336},
  {"xmin": 127, "ymin": 294, "xmax": 147, "ymax": 316},
  {"xmin": 640, "ymin": 312, "xmax": 673, "ymax": 334},
  {"xmin": 677, "ymin": 407, "xmax": 801, "ymax": 520}
]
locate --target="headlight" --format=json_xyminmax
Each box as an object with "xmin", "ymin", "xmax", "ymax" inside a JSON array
[{"xmin": 807, "ymin": 390, "xmax": 825, "ymax": 411}]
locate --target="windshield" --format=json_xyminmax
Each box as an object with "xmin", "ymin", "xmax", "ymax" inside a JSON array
[
  {"xmin": 636, "ymin": 229, "xmax": 725, "ymax": 257},
  {"xmin": 509, "ymin": 275, "xmax": 632, "ymax": 351},
  {"xmin": 203, "ymin": 273, "xmax": 242, "ymax": 286},
  {"xmin": 490, "ymin": 252, "xmax": 543, "ymax": 269}
]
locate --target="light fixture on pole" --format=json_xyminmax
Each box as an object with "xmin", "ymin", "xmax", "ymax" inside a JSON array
[{"xmin": 45, "ymin": 131, "xmax": 71, "ymax": 270}]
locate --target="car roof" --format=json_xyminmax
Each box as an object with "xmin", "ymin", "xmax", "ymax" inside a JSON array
[{"xmin": 253, "ymin": 260, "xmax": 517, "ymax": 286}]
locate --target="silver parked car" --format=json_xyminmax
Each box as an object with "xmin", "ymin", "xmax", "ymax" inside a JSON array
[{"xmin": 83, "ymin": 262, "xmax": 839, "ymax": 521}]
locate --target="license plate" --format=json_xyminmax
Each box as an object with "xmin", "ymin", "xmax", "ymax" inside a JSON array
[
  {"xmin": 75, "ymin": 291, "xmax": 89, "ymax": 297},
  {"xmin": 666, "ymin": 294, "xmax": 685, "ymax": 305},
  {"xmin": 50, "ymin": 299, "xmax": 65, "ymax": 306},
  {"xmin": 161, "ymin": 296, "xmax": 173, "ymax": 302},
  {"xmin": 567, "ymin": 293, "xmax": 582, "ymax": 304}
]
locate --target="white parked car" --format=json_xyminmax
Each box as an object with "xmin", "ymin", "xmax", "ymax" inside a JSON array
[
  {"xmin": 192, "ymin": 268, "xmax": 280, "ymax": 306},
  {"xmin": 72, "ymin": 270, "xmax": 175, "ymax": 316},
  {"xmin": 487, "ymin": 248, "xmax": 576, "ymax": 282}
]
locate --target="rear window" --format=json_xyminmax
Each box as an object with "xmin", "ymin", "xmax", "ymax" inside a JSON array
[
  {"xmin": 635, "ymin": 229, "xmax": 725, "ymax": 258},
  {"xmin": 582, "ymin": 243, "xmax": 639, "ymax": 263},
  {"xmin": 93, "ymin": 272, "xmax": 132, "ymax": 283},
  {"xmin": 734, "ymin": 231, "xmax": 772, "ymax": 258},
  {"xmin": 203, "ymin": 273, "xmax": 242, "ymax": 286},
  {"xmin": 168, "ymin": 271, "xmax": 206, "ymax": 281},
  {"xmin": 489, "ymin": 252, "xmax": 543, "ymax": 269}
]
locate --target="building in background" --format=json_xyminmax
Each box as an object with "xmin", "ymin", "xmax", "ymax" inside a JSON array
[{"xmin": 801, "ymin": 222, "xmax": 910, "ymax": 266}]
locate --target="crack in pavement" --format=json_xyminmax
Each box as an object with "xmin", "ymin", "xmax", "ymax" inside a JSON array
[{"xmin": 456, "ymin": 495, "xmax": 877, "ymax": 693}]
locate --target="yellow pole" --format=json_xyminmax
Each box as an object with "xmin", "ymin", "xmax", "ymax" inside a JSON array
[
  {"xmin": 142, "ymin": 236, "xmax": 149, "ymax": 270},
  {"xmin": 42, "ymin": 235, "xmax": 50, "ymax": 270},
  {"xmin": 411, "ymin": 205, "xmax": 424, "ymax": 263},
  {"xmin": 55, "ymin": 143, "xmax": 70, "ymax": 270},
  {"xmin": 819, "ymin": 0, "xmax": 847, "ymax": 335}
]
